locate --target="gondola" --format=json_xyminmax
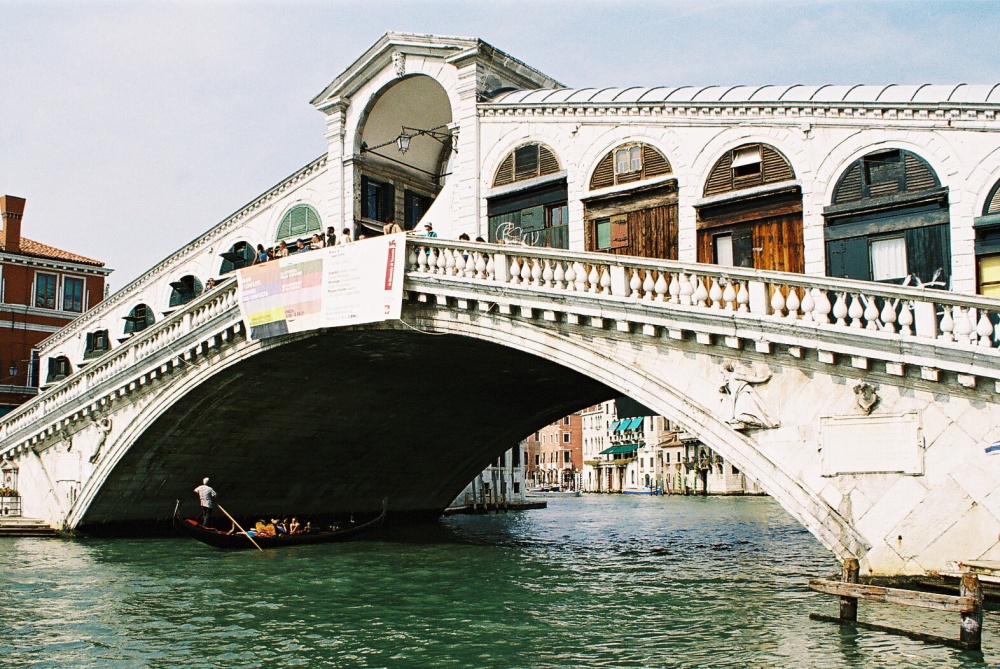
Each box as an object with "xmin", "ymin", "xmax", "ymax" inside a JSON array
[{"xmin": 173, "ymin": 498, "xmax": 387, "ymax": 550}]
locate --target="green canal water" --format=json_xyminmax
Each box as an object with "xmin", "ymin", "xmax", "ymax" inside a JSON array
[{"xmin": 1, "ymin": 494, "xmax": 997, "ymax": 668}]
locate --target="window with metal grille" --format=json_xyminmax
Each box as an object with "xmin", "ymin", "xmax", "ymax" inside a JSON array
[
  {"xmin": 34, "ymin": 273, "xmax": 56, "ymax": 309},
  {"xmin": 275, "ymin": 204, "xmax": 322, "ymax": 241},
  {"xmin": 124, "ymin": 304, "xmax": 154, "ymax": 335},
  {"xmin": 63, "ymin": 277, "xmax": 84, "ymax": 313}
]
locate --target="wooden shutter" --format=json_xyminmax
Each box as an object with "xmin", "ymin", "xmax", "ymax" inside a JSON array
[
  {"xmin": 514, "ymin": 145, "xmax": 540, "ymax": 181},
  {"xmin": 833, "ymin": 163, "xmax": 864, "ymax": 204},
  {"xmin": 987, "ymin": 182, "xmax": 1000, "ymax": 215},
  {"xmin": 642, "ymin": 145, "xmax": 671, "ymax": 178},
  {"xmin": 590, "ymin": 153, "xmax": 615, "ymax": 190},
  {"xmin": 903, "ymin": 151, "xmax": 940, "ymax": 192},
  {"xmin": 761, "ymin": 145, "xmax": 795, "ymax": 184},
  {"xmin": 493, "ymin": 154, "xmax": 515, "ymax": 187},
  {"xmin": 538, "ymin": 145, "xmax": 559, "ymax": 176},
  {"xmin": 704, "ymin": 153, "xmax": 734, "ymax": 196}
]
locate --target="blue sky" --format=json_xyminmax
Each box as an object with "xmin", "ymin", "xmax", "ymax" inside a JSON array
[{"xmin": 2, "ymin": 0, "xmax": 998, "ymax": 287}]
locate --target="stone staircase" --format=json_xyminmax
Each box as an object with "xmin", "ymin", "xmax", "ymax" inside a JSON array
[{"xmin": 0, "ymin": 517, "xmax": 58, "ymax": 537}]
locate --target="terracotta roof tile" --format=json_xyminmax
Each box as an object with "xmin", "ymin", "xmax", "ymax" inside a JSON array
[{"xmin": 6, "ymin": 237, "xmax": 105, "ymax": 267}]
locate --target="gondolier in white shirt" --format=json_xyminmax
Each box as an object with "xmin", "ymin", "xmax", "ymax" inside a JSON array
[{"xmin": 193, "ymin": 478, "xmax": 217, "ymax": 526}]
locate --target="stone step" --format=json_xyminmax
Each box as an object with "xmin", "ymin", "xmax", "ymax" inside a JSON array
[{"xmin": 0, "ymin": 518, "xmax": 58, "ymax": 537}]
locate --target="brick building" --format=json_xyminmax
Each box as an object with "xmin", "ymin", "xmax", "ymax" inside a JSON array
[
  {"xmin": 0, "ymin": 196, "xmax": 110, "ymax": 414},
  {"xmin": 526, "ymin": 412, "xmax": 583, "ymax": 490}
]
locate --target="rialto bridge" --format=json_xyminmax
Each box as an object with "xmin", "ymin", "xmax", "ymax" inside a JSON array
[{"xmin": 3, "ymin": 33, "xmax": 1000, "ymax": 578}]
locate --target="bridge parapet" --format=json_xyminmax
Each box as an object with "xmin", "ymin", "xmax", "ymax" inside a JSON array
[
  {"xmin": 407, "ymin": 239, "xmax": 1000, "ymax": 391},
  {"xmin": 0, "ymin": 278, "xmax": 243, "ymax": 459}
]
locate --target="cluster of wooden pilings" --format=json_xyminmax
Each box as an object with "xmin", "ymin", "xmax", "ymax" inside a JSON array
[{"xmin": 809, "ymin": 558, "xmax": 985, "ymax": 651}]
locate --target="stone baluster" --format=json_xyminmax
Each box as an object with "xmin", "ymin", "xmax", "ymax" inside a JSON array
[
  {"xmin": 642, "ymin": 270, "xmax": 655, "ymax": 300},
  {"xmin": 475, "ymin": 252, "xmax": 487, "ymax": 280},
  {"xmin": 723, "ymin": 280, "xmax": 737, "ymax": 311},
  {"xmin": 897, "ymin": 300, "xmax": 914, "ymax": 336},
  {"xmin": 693, "ymin": 276, "xmax": 708, "ymax": 307},
  {"xmin": 407, "ymin": 246, "xmax": 418, "ymax": 270},
  {"xmin": 509, "ymin": 257, "xmax": 521, "ymax": 285},
  {"xmin": 416, "ymin": 247, "xmax": 428, "ymax": 273},
  {"xmin": 531, "ymin": 258, "xmax": 543, "ymax": 286},
  {"xmin": 976, "ymin": 312, "xmax": 995, "ymax": 347},
  {"xmin": 800, "ymin": 288, "xmax": 815, "ymax": 322},
  {"xmin": 599, "ymin": 266, "xmax": 612, "ymax": 294},
  {"xmin": 668, "ymin": 273, "xmax": 680, "ymax": 303},
  {"xmin": 654, "ymin": 271, "xmax": 668, "ymax": 301},
  {"xmin": 939, "ymin": 304, "xmax": 955, "ymax": 342},
  {"xmin": 542, "ymin": 259, "xmax": 554, "ymax": 287},
  {"xmin": 553, "ymin": 261, "xmax": 565, "ymax": 290},
  {"xmin": 770, "ymin": 286, "xmax": 786, "ymax": 317},
  {"xmin": 485, "ymin": 254, "xmax": 495, "ymax": 280},
  {"xmin": 736, "ymin": 282, "xmax": 749, "ymax": 312},
  {"xmin": 862, "ymin": 296, "xmax": 880, "ymax": 331},
  {"xmin": 880, "ymin": 299, "xmax": 898, "ymax": 333},
  {"xmin": 521, "ymin": 257, "xmax": 533, "ymax": 285},
  {"xmin": 436, "ymin": 248, "xmax": 449, "ymax": 274},
  {"xmin": 832, "ymin": 293, "xmax": 848, "ymax": 326},
  {"xmin": 588, "ymin": 265, "xmax": 600, "ymax": 293},
  {"xmin": 678, "ymin": 273, "xmax": 693, "ymax": 306},
  {"xmin": 708, "ymin": 278, "xmax": 723, "ymax": 308},
  {"xmin": 786, "ymin": 286, "xmax": 801, "ymax": 320},
  {"xmin": 813, "ymin": 289, "xmax": 832, "ymax": 324},
  {"xmin": 630, "ymin": 269, "xmax": 642, "ymax": 299},
  {"xmin": 574, "ymin": 262, "xmax": 588, "ymax": 292},
  {"xmin": 454, "ymin": 250, "xmax": 466, "ymax": 276},
  {"xmin": 953, "ymin": 307, "xmax": 975, "ymax": 345},
  {"xmin": 564, "ymin": 262, "xmax": 577, "ymax": 291},
  {"xmin": 847, "ymin": 294, "xmax": 864, "ymax": 328}
]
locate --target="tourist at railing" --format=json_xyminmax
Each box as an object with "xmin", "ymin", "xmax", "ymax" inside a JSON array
[
  {"xmin": 294, "ymin": 239, "xmax": 307, "ymax": 254},
  {"xmin": 383, "ymin": 218, "xmax": 402, "ymax": 235},
  {"xmin": 276, "ymin": 241, "xmax": 289, "ymax": 258},
  {"xmin": 310, "ymin": 233, "xmax": 325, "ymax": 250},
  {"xmin": 205, "ymin": 277, "xmax": 216, "ymax": 291},
  {"xmin": 325, "ymin": 226, "xmax": 337, "ymax": 247},
  {"xmin": 266, "ymin": 247, "xmax": 276, "ymax": 261},
  {"xmin": 422, "ymin": 222, "xmax": 437, "ymax": 238},
  {"xmin": 253, "ymin": 244, "xmax": 267, "ymax": 265},
  {"xmin": 337, "ymin": 228, "xmax": 352, "ymax": 245}
]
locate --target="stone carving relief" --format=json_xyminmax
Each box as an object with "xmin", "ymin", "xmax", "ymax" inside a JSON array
[
  {"xmin": 853, "ymin": 382, "xmax": 879, "ymax": 415},
  {"xmin": 392, "ymin": 51, "xmax": 406, "ymax": 78},
  {"xmin": 59, "ymin": 427, "xmax": 74, "ymax": 453},
  {"xmin": 89, "ymin": 418, "xmax": 113, "ymax": 464},
  {"xmin": 719, "ymin": 360, "xmax": 779, "ymax": 429}
]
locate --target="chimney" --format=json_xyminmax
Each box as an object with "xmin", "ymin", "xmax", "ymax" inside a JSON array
[{"xmin": 0, "ymin": 195, "xmax": 25, "ymax": 253}]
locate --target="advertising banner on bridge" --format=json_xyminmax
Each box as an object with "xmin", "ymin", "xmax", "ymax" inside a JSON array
[{"xmin": 235, "ymin": 233, "xmax": 406, "ymax": 340}]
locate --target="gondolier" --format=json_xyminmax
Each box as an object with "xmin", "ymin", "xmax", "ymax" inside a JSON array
[{"xmin": 193, "ymin": 478, "xmax": 217, "ymax": 525}]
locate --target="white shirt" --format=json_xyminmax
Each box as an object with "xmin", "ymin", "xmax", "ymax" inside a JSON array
[{"xmin": 194, "ymin": 484, "xmax": 216, "ymax": 507}]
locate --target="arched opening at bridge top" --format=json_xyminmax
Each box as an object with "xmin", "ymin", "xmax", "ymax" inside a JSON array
[
  {"xmin": 823, "ymin": 148, "xmax": 950, "ymax": 288},
  {"xmin": 695, "ymin": 143, "xmax": 803, "ymax": 274},
  {"xmin": 356, "ymin": 75, "xmax": 454, "ymax": 236}
]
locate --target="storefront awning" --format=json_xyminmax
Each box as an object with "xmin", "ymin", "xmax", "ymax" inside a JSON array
[{"xmin": 600, "ymin": 443, "xmax": 640, "ymax": 455}]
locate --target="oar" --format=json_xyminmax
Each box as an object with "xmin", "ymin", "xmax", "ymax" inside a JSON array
[{"xmin": 217, "ymin": 504, "xmax": 263, "ymax": 552}]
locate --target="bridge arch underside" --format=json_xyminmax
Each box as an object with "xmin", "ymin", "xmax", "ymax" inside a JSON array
[{"xmin": 78, "ymin": 328, "xmax": 617, "ymax": 533}]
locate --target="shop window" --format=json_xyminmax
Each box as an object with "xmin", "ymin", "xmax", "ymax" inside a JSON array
[
  {"xmin": 276, "ymin": 204, "xmax": 321, "ymax": 241},
  {"xmin": 403, "ymin": 190, "xmax": 432, "ymax": 230},
  {"xmin": 62, "ymin": 277, "xmax": 85, "ymax": 313},
  {"xmin": 168, "ymin": 275, "xmax": 203, "ymax": 308},
  {"xmin": 34, "ymin": 273, "xmax": 57, "ymax": 309},
  {"xmin": 124, "ymin": 304, "xmax": 154, "ymax": 335},
  {"xmin": 84, "ymin": 330, "xmax": 110, "ymax": 360},
  {"xmin": 715, "ymin": 234, "xmax": 734, "ymax": 266},
  {"xmin": 46, "ymin": 356, "xmax": 71, "ymax": 383},
  {"xmin": 219, "ymin": 241, "xmax": 254, "ymax": 274},
  {"xmin": 870, "ymin": 237, "xmax": 908, "ymax": 281}
]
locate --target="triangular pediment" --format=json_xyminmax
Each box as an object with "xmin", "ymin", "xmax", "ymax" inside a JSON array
[{"xmin": 310, "ymin": 31, "xmax": 562, "ymax": 112}]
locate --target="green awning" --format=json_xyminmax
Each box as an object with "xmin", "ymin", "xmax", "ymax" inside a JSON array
[{"xmin": 599, "ymin": 443, "xmax": 640, "ymax": 455}]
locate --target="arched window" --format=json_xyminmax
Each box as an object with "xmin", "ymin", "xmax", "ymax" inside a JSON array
[
  {"xmin": 832, "ymin": 149, "xmax": 940, "ymax": 204},
  {"xmin": 46, "ymin": 356, "xmax": 71, "ymax": 384},
  {"xmin": 168, "ymin": 276, "xmax": 203, "ymax": 308},
  {"xmin": 276, "ymin": 204, "xmax": 321, "ymax": 241},
  {"xmin": 219, "ymin": 241, "xmax": 254, "ymax": 274},
  {"xmin": 703, "ymin": 143, "xmax": 795, "ymax": 197},
  {"xmin": 492, "ymin": 143, "xmax": 561, "ymax": 188},
  {"xmin": 590, "ymin": 143, "xmax": 672, "ymax": 190},
  {"xmin": 83, "ymin": 330, "xmax": 110, "ymax": 360},
  {"xmin": 825, "ymin": 149, "xmax": 949, "ymax": 287},
  {"xmin": 975, "ymin": 178, "xmax": 1000, "ymax": 297},
  {"xmin": 123, "ymin": 304, "xmax": 154, "ymax": 335},
  {"xmin": 984, "ymin": 179, "xmax": 1000, "ymax": 217}
]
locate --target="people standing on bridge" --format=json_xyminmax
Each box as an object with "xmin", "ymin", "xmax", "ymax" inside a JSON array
[
  {"xmin": 253, "ymin": 244, "xmax": 268, "ymax": 265},
  {"xmin": 276, "ymin": 240, "xmax": 289, "ymax": 258},
  {"xmin": 194, "ymin": 477, "xmax": 217, "ymax": 526},
  {"xmin": 326, "ymin": 226, "xmax": 337, "ymax": 247},
  {"xmin": 338, "ymin": 228, "xmax": 352, "ymax": 245},
  {"xmin": 310, "ymin": 233, "xmax": 325, "ymax": 250},
  {"xmin": 383, "ymin": 218, "xmax": 402, "ymax": 235},
  {"xmin": 422, "ymin": 222, "xmax": 437, "ymax": 238}
]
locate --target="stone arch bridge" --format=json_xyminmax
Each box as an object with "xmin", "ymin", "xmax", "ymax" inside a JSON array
[{"xmin": 4, "ymin": 239, "xmax": 1000, "ymax": 577}]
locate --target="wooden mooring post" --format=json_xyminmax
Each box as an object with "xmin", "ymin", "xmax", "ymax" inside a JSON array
[{"xmin": 808, "ymin": 559, "xmax": 984, "ymax": 651}]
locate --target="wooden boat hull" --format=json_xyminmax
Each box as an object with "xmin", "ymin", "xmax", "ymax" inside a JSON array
[{"xmin": 173, "ymin": 499, "xmax": 387, "ymax": 550}]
